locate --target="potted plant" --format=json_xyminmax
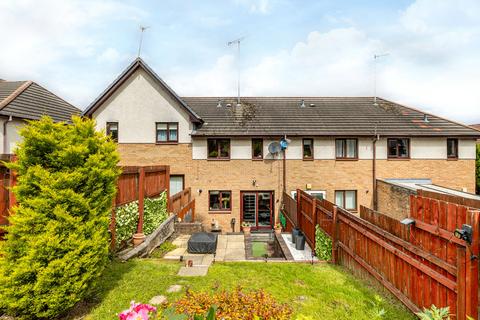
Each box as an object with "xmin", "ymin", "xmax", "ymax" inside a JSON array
[
  {"xmin": 242, "ymin": 222, "xmax": 251, "ymax": 234},
  {"xmin": 274, "ymin": 223, "xmax": 282, "ymax": 235}
]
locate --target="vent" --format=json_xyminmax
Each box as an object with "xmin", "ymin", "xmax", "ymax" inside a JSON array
[
  {"xmin": 217, "ymin": 100, "xmax": 222, "ymax": 108},
  {"xmin": 423, "ymin": 114, "xmax": 429, "ymax": 123},
  {"xmin": 300, "ymin": 99, "xmax": 306, "ymax": 108},
  {"xmin": 309, "ymin": 103, "xmax": 316, "ymax": 107},
  {"xmin": 226, "ymin": 103, "xmax": 232, "ymax": 108}
]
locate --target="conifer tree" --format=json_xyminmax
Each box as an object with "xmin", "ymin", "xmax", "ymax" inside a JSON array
[{"xmin": 0, "ymin": 116, "xmax": 120, "ymax": 319}]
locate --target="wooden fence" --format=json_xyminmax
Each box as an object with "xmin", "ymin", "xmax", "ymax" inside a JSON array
[
  {"xmin": 0, "ymin": 155, "xmax": 16, "ymax": 238},
  {"xmin": 169, "ymin": 187, "xmax": 195, "ymax": 222},
  {"xmin": 111, "ymin": 165, "xmax": 170, "ymax": 249},
  {"xmin": 290, "ymin": 189, "xmax": 479, "ymax": 319},
  {"xmin": 281, "ymin": 192, "xmax": 297, "ymax": 231}
]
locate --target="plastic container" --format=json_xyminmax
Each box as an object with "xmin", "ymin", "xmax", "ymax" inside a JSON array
[{"xmin": 295, "ymin": 235, "xmax": 306, "ymax": 250}]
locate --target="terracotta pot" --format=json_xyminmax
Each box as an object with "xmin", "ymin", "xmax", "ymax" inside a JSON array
[
  {"xmin": 243, "ymin": 226, "xmax": 251, "ymax": 234},
  {"xmin": 132, "ymin": 233, "xmax": 146, "ymax": 246},
  {"xmin": 274, "ymin": 228, "xmax": 282, "ymax": 235}
]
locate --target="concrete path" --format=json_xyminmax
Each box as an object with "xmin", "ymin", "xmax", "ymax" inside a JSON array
[
  {"xmin": 163, "ymin": 234, "xmax": 246, "ymax": 276},
  {"xmin": 281, "ymin": 234, "xmax": 318, "ymax": 261}
]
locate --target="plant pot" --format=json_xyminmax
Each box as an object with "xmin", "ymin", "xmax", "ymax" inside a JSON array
[
  {"xmin": 132, "ymin": 233, "xmax": 146, "ymax": 246},
  {"xmin": 274, "ymin": 228, "xmax": 282, "ymax": 235},
  {"xmin": 242, "ymin": 226, "xmax": 251, "ymax": 234}
]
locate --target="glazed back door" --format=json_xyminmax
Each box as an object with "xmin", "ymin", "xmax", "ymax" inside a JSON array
[
  {"xmin": 242, "ymin": 192, "xmax": 257, "ymax": 227},
  {"xmin": 241, "ymin": 191, "xmax": 273, "ymax": 230}
]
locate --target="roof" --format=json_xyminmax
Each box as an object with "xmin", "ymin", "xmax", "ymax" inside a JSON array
[
  {"xmin": 83, "ymin": 58, "xmax": 203, "ymax": 123},
  {"xmin": 383, "ymin": 179, "xmax": 480, "ymax": 201},
  {"xmin": 182, "ymin": 97, "xmax": 480, "ymax": 137},
  {"xmin": 0, "ymin": 80, "xmax": 80, "ymax": 122},
  {"xmin": 470, "ymin": 124, "xmax": 480, "ymax": 131}
]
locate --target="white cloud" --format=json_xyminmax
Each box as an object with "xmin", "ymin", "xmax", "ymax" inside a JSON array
[
  {"xmin": 0, "ymin": 0, "xmax": 145, "ymax": 107},
  {"xmin": 170, "ymin": 0, "xmax": 480, "ymax": 124}
]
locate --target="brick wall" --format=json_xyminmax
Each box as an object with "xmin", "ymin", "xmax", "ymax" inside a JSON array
[
  {"xmin": 117, "ymin": 143, "xmax": 476, "ymax": 232},
  {"xmin": 376, "ymin": 180, "xmax": 415, "ymax": 220}
]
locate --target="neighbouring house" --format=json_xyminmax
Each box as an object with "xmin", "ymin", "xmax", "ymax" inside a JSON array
[
  {"xmin": 0, "ymin": 79, "xmax": 80, "ymax": 233},
  {"xmin": 0, "ymin": 79, "xmax": 80, "ymax": 155},
  {"xmin": 376, "ymin": 178, "xmax": 480, "ymax": 219},
  {"xmin": 83, "ymin": 58, "xmax": 480, "ymax": 232}
]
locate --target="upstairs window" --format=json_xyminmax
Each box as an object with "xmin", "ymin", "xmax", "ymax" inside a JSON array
[
  {"xmin": 447, "ymin": 138, "xmax": 458, "ymax": 159},
  {"xmin": 335, "ymin": 138, "xmax": 358, "ymax": 159},
  {"xmin": 209, "ymin": 190, "xmax": 231, "ymax": 212},
  {"xmin": 252, "ymin": 138, "xmax": 263, "ymax": 159},
  {"xmin": 387, "ymin": 138, "xmax": 410, "ymax": 159},
  {"xmin": 106, "ymin": 122, "xmax": 118, "ymax": 142},
  {"xmin": 156, "ymin": 122, "xmax": 178, "ymax": 143},
  {"xmin": 303, "ymin": 138, "xmax": 314, "ymax": 160},
  {"xmin": 207, "ymin": 138, "xmax": 230, "ymax": 159},
  {"xmin": 335, "ymin": 190, "xmax": 357, "ymax": 211}
]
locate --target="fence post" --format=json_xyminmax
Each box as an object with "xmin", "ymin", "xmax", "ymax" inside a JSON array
[
  {"xmin": 465, "ymin": 210, "xmax": 479, "ymax": 319},
  {"xmin": 332, "ymin": 205, "xmax": 339, "ymax": 264},
  {"xmin": 136, "ymin": 167, "xmax": 145, "ymax": 235},
  {"xmin": 456, "ymin": 246, "xmax": 467, "ymax": 320},
  {"xmin": 166, "ymin": 166, "xmax": 171, "ymax": 212},
  {"xmin": 312, "ymin": 197, "xmax": 317, "ymax": 249},
  {"xmin": 296, "ymin": 189, "xmax": 301, "ymax": 230}
]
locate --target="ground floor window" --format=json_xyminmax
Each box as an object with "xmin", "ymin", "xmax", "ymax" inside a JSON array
[
  {"xmin": 335, "ymin": 190, "xmax": 357, "ymax": 211},
  {"xmin": 170, "ymin": 175, "xmax": 184, "ymax": 195},
  {"xmin": 209, "ymin": 190, "xmax": 231, "ymax": 212}
]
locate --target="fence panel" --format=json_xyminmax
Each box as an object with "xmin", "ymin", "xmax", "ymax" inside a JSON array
[
  {"xmin": 169, "ymin": 187, "xmax": 195, "ymax": 222},
  {"xmin": 297, "ymin": 189, "xmax": 316, "ymax": 249},
  {"xmin": 297, "ymin": 191, "xmax": 479, "ymax": 319},
  {"xmin": 281, "ymin": 191, "xmax": 297, "ymax": 229}
]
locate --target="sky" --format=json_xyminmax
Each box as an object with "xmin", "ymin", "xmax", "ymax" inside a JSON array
[{"xmin": 0, "ymin": 0, "xmax": 479, "ymax": 124}]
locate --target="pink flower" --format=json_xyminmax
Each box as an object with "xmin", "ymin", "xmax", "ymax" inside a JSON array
[{"xmin": 119, "ymin": 301, "xmax": 157, "ymax": 320}]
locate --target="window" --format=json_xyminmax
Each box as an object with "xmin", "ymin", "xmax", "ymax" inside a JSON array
[
  {"xmin": 303, "ymin": 138, "xmax": 314, "ymax": 160},
  {"xmin": 387, "ymin": 138, "xmax": 410, "ymax": 159},
  {"xmin": 252, "ymin": 138, "xmax": 263, "ymax": 159},
  {"xmin": 335, "ymin": 190, "xmax": 357, "ymax": 211},
  {"xmin": 209, "ymin": 190, "xmax": 231, "ymax": 212},
  {"xmin": 106, "ymin": 122, "xmax": 118, "ymax": 142},
  {"xmin": 207, "ymin": 139, "xmax": 230, "ymax": 159},
  {"xmin": 156, "ymin": 122, "xmax": 178, "ymax": 143},
  {"xmin": 335, "ymin": 138, "xmax": 358, "ymax": 159},
  {"xmin": 291, "ymin": 190, "xmax": 326, "ymax": 200},
  {"xmin": 169, "ymin": 175, "xmax": 184, "ymax": 195},
  {"xmin": 447, "ymin": 138, "xmax": 458, "ymax": 159}
]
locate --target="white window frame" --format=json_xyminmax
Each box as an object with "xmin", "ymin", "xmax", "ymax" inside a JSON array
[{"xmin": 290, "ymin": 190, "xmax": 326, "ymax": 200}]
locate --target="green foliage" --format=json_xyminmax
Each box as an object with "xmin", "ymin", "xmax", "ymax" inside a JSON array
[
  {"xmin": 150, "ymin": 241, "xmax": 177, "ymax": 258},
  {"xmin": 476, "ymin": 144, "xmax": 479, "ymax": 194},
  {"xmin": 160, "ymin": 306, "xmax": 217, "ymax": 320},
  {"xmin": 115, "ymin": 193, "xmax": 168, "ymax": 248},
  {"xmin": 368, "ymin": 295, "xmax": 387, "ymax": 319},
  {"xmin": 0, "ymin": 116, "xmax": 120, "ymax": 319},
  {"xmin": 415, "ymin": 305, "xmax": 450, "ymax": 320},
  {"xmin": 315, "ymin": 224, "xmax": 332, "ymax": 260}
]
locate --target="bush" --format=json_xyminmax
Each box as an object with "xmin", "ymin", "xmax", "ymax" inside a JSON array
[
  {"xmin": 315, "ymin": 224, "xmax": 332, "ymax": 260},
  {"xmin": 0, "ymin": 116, "xmax": 120, "ymax": 319},
  {"xmin": 167, "ymin": 287, "xmax": 292, "ymax": 320},
  {"xmin": 115, "ymin": 192, "xmax": 168, "ymax": 248}
]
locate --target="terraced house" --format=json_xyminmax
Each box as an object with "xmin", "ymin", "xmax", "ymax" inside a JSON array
[{"xmin": 83, "ymin": 58, "xmax": 480, "ymax": 232}]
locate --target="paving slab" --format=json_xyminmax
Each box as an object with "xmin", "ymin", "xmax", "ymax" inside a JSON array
[
  {"xmin": 281, "ymin": 234, "xmax": 318, "ymax": 261},
  {"xmin": 227, "ymin": 235, "xmax": 245, "ymax": 242},
  {"xmin": 163, "ymin": 247, "xmax": 187, "ymax": 260},
  {"xmin": 149, "ymin": 295, "xmax": 167, "ymax": 305},
  {"xmin": 167, "ymin": 285, "xmax": 183, "ymax": 293},
  {"xmin": 183, "ymin": 254, "xmax": 204, "ymax": 265},
  {"xmin": 227, "ymin": 241, "xmax": 245, "ymax": 249},
  {"xmin": 177, "ymin": 266, "xmax": 209, "ymax": 277}
]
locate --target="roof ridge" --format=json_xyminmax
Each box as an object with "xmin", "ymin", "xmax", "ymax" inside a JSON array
[{"xmin": 0, "ymin": 80, "xmax": 32, "ymax": 111}]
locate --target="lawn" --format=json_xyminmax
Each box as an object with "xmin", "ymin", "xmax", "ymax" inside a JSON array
[{"xmin": 73, "ymin": 259, "xmax": 415, "ymax": 320}]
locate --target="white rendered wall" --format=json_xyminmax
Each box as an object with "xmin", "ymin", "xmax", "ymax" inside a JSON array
[{"xmin": 92, "ymin": 68, "xmax": 193, "ymax": 144}]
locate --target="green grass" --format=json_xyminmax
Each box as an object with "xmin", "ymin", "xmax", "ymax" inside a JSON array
[
  {"xmin": 251, "ymin": 241, "xmax": 268, "ymax": 257},
  {"xmin": 75, "ymin": 259, "xmax": 415, "ymax": 320}
]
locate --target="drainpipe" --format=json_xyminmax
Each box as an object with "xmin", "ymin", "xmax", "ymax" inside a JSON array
[
  {"xmin": 372, "ymin": 134, "xmax": 379, "ymax": 210},
  {"xmin": 3, "ymin": 115, "xmax": 12, "ymax": 155}
]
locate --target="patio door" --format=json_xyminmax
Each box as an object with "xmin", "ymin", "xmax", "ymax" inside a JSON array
[{"xmin": 241, "ymin": 191, "xmax": 274, "ymax": 230}]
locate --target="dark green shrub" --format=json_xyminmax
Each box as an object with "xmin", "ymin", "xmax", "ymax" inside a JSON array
[
  {"xmin": 0, "ymin": 116, "xmax": 120, "ymax": 319},
  {"xmin": 315, "ymin": 224, "xmax": 332, "ymax": 260}
]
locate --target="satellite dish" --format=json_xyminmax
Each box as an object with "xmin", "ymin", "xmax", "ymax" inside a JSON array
[{"xmin": 268, "ymin": 142, "xmax": 282, "ymax": 154}]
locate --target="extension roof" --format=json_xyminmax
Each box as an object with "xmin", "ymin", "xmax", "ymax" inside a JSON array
[
  {"xmin": 83, "ymin": 58, "xmax": 203, "ymax": 123},
  {"xmin": 0, "ymin": 80, "xmax": 80, "ymax": 122},
  {"xmin": 183, "ymin": 97, "xmax": 480, "ymax": 137}
]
